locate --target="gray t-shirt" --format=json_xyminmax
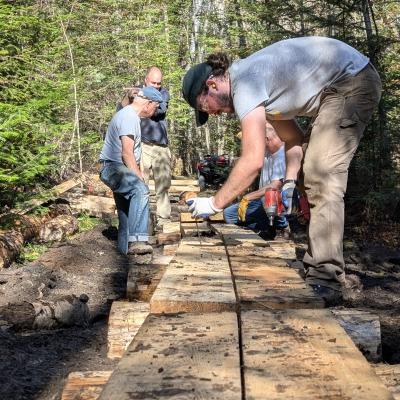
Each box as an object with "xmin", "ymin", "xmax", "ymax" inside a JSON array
[
  {"xmin": 229, "ymin": 36, "xmax": 369, "ymax": 120},
  {"xmin": 100, "ymin": 106, "xmax": 141, "ymax": 164}
]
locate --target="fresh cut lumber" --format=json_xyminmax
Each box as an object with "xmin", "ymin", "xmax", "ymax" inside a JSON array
[{"xmin": 99, "ymin": 312, "xmax": 241, "ymax": 400}]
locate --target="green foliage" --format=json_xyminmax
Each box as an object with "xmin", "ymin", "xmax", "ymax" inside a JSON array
[
  {"xmin": 18, "ymin": 242, "xmax": 48, "ymax": 263},
  {"xmin": 0, "ymin": 0, "xmax": 399, "ymax": 220},
  {"xmin": 77, "ymin": 213, "xmax": 101, "ymax": 232}
]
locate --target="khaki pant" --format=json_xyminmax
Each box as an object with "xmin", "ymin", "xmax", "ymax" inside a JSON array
[
  {"xmin": 141, "ymin": 142, "xmax": 171, "ymax": 219},
  {"xmin": 303, "ymin": 64, "xmax": 382, "ymax": 290}
]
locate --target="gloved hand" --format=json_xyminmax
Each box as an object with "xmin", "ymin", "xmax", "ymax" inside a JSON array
[
  {"xmin": 237, "ymin": 197, "xmax": 249, "ymax": 222},
  {"xmin": 281, "ymin": 181, "xmax": 300, "ymax": 216},
  {"xmin": 186, "ymin": 197, "xmax": 223, "ymax": 218}
]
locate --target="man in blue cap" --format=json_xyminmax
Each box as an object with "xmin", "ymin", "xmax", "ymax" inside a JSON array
[{"xmin": 99, "ymin": 86, "xmax": 163, "ymax": 256}]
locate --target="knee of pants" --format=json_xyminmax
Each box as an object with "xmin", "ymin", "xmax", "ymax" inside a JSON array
[
  {"xmin": 304, "ymin": 174, "xmax": 347, "ymax": 205},
  {"xmin": 223, "ymin": 205, "xmax": 239, "ymax": 224}
]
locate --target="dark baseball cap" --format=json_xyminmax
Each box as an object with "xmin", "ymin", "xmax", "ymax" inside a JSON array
[
  {"xmin": 182, "ymin": 62, "xmax": 212, "ymax": 126},
  {"xmin": 137, "ymin": 86, "xmax": 163, "ymax": 103}
]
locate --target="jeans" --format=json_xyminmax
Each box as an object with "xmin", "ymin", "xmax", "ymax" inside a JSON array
[
  {"xmin": 223, "ymin": 199, "xmax": 288, "ymax": 231},
  {"xmin": 100, "ymin": 162, "xmax": 149, "ymax": 255},
  {"xmin": 302, "ymin": 64, "xmax": 382, "ymax": 290}
]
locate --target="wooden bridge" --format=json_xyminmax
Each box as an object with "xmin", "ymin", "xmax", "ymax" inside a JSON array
[{"xmin": 57, "ymin": 177, "xmax": 398, "ymax": 400}]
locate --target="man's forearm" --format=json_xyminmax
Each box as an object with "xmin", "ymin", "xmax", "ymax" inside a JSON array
[
  {"xmin": 268, "ymin": 119, "xmax": 303, "ymax": 181},
  {"xmin": 213, "ymin": 157, "xmax": 262, "ymax": 209},
  {"xmin": 285, "ymin": 145, "xmax": 303, "ymax": 181},
  {"xmin": 245, "ymin": 180, "xmax": 282, "ymax": 201},
  {"xmin": 213, "ymin": 106, "xmax": 267, "ymax": 209},
  {"xmin": 122, "ymin": 153, "xmax": 142, "ymax": 177}
]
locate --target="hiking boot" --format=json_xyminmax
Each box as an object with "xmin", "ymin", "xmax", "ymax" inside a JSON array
[
  {"xmin": 342, "ymin": 274, "xmax": 363, "ymax": 302},
  {"xmin": 310, "ymin": 284, "xmax": 343, "ymax": 306},
  {"xmin": 275, "ymin": 226, "xmax": 291, "ymax": 240},
  {"xmin": 127, "ymin": 242, "xmax": 153, "ymax": 255}
]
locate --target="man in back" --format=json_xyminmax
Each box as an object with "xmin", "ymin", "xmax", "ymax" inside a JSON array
[
  {"xmin": 140, "ymin": 67, "xmax": 171, "ymax": 228},
  {"xmin": 99, "ymin": 86, "xmax": 163, "ymax": 256},
  {"xmin": 224, "ymin": 123, "xmax": 289, "ymax": 238}
]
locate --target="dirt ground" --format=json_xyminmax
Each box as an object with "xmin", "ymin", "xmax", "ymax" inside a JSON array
[
  {"xmin": 0, "ymin": 221, "xmax": 400, "ymax": 399},
  {"xmin": 0, "ymin": 223, "xmax": 124, "ymax": 400}
]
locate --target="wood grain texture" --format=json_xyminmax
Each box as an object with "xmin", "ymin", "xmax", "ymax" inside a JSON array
[
  {"xmin": 242, "ymin": 309, "xmax": 394, "ymax": 400},
  {"xmin": 99, "ymin": 312, "xmax": 241, "ymax": 400},
  {"xmin": 107, "ymin": 301, "xmax": 149, "ymax": 359},
  {"xmin": 163, "ymin": 243, "xmax": 179, "ymax": 256},
  {"xmin": 61, "ymin": 371, "xmax": 112, "ymax": 400},
  {"xmin": 229, "ymin": 253, "xmax": 324, "ymax": 309},
  {"xmin": 180, "ymin": 221, "xmax": 210, "ymax": 237},
  {"xmin": 180, "ymin": 212, "xmax": 225, "ymax": 223},
  {"xmin": 374, "ymin": 364, "xmax": 400, "ymax": 399},
  {"xmin": 150, "ymin": 237, "xmax": 237, "ymax": 314},
  {"xmin": 211, "ymin": 223, "xmax": 269, "ymax": 247}
]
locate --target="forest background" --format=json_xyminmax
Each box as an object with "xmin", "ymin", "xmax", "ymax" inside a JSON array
[{"xmin": 1, "ymin": 0, "xmax": 399, "ymax": 223}]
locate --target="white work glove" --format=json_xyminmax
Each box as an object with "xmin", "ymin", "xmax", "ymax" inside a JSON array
[
  {"xmin": 186, "ymin": 197, "xmax": 223, "ymax": 218},
  {"xmin": 281, "ymin": 180, "xmax": 300, "ymax": 216}
]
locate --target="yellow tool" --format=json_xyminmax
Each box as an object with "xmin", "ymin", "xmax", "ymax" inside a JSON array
[{"xmin": 238, "ymin": 197, "xmax": 249, "ymax": 222}]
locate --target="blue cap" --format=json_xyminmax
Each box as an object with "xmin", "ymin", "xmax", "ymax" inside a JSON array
[{"xmin": 137, "ymin": 86, "xmax": 163, "ymax": 103}]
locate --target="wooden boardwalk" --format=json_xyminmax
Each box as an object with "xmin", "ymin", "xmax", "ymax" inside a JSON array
[{"xmin": 58, "ymin": 185, "xmax": 396, "ymax": 400}]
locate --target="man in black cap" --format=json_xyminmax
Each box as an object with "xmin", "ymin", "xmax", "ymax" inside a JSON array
[{"xmin": 181, "ymin": 37, "xmax": 381, "ymax": 304}]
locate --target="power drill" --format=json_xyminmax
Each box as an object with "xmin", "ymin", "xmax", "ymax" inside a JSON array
[{"xmin": 263, "ymin": 188, "xmax": 285, "ymax": 226}]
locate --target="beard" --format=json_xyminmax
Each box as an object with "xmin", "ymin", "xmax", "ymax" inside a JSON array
[{"xmin": 217, "ymin": 92, "xmax": 234, "ymax": 112}]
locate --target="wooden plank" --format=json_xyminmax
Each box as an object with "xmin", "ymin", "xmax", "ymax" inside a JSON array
[
  {"xmin": 242, "ymin": 309, "xmax": 394, "ymax": 400},
  {"xmin": 149, "ymin": 184, "xmax": 200, "ymax": 193},
  {"xmin": 180, "ymin": 221, "xmax": 210, "ymax": 237},
  {"xmin": 227, "ymin": 243, "xmax": 290, "ymax": 259},
  {"xmin": 150, "ymin": 179, "xmax": 199, "ymax": 186},
  {"xmin": 163, "ymin": 243, "xmax": 179, "ymax": 256},
  {"xmin": 162, "ymin": 221, "xmax": 181, "ymax": 234},
  {"xmin": 156, "ymin": 232, "xmax": 181, "ymax": 245},
  {"xmin": 156, "ymin": 221, "xmax": 182, "ymax": 244},
  {"xmin": 67, "ymin": 194, "xmax": 116, "ymax": 217},
  {"xmin": 374, "ymin": 364, "xmax": 400, "ymax": 400},
  {"xmin": 127, "ymin": 264, "xmax": 167, "ymax": 302},
  {"xmin": 211, "ymin": 223, "xmax": 268, "ymax": 247},
  {"xmin": 229, "ymin": 252, "xmax": 324, "ymax": 309},
  {"xmin": 61, "ymin": 371, "xmax": 112, "ymax": 400},
  {"xmin": 9, "ymin": 176, "xmax": 82, "ymax": 216},
  {"xmin": 99, "ymin": 312, "xmax": 241, "ymax": 400},
  {"xmin": 150, "ymin": 237, "xmax": 237, "ymax": 314},
  {"xmin": 52, "ymin": 176, "xmax": 82, "ymax": 196},
  {"xmin": 213, "ymin": 223, "xmax": 298, "ymax": 260},
  {"xmin": 331, "ymin": 308, "xmax": 381, "ymax": 361},
  {"xmin": 180, "ymin": 212, "xmax": 225, "ymax": 223},
  {"xmin": 107, "ymin": 301, "xmax": 149, "ymax": 359}
]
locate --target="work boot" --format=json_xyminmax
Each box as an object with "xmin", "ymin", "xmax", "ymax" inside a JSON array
[
  {"xmin": 128, "ymin": 242, "xmax": 153, "ymax": 255},
  {"xmin": 274, "ymin": 226, "xmax": 291, "ymax": 240},
  {"xmin": 310, "ymin": 284, "xmax": 343, "ymax": 306}
]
